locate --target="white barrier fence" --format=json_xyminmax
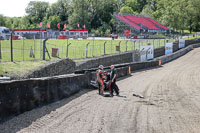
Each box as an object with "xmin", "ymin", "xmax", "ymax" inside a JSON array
[
  {"xmin": 179, "ymin": 39, "xmax": 185, "ymax": 48},
  {"xmin": 165, "ymin": 43, "xmax": 173, "ymax": 55},
  {"xmin": 140, "ymin": 45, "xmax": 154, "ymax": 62}
]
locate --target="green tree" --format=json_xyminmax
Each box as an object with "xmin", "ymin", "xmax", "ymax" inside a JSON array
[
  {"xmin": 47, "ymin": 0, "xmax": 70, "ymax": 29},
  {"xmin": 120, "ymin": 6, "xmax": 135, "ymax": 14},
  {"xmin": 4, "ymin": 17, "xmax": 12, "ymax": 29},
  {"xmin": 123, "ymin": 0, "xmax": 147, "ymax": 13},
  {"xmin": 25, "ymin": 1, "xmax": 49, "ymax": 25},
  {"xmin": 48, "ymin": 16, "xmax": 61, "ymax": 30},
  {"xmin": 68, "ymin": 0, "xmax": 91, "ymax": 29},
  {"xmin": 140, "ymin": 4, "xmax": 153, "ymax": 17},
  {"xmin": 89, "ymin": 0, "xmax": 118, "ymax": 30},
  {"xmin": 0, "ymin": 15, "xmax": 6, "ymax": 26}
]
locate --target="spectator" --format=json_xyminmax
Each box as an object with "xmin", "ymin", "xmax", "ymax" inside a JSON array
[{"xmin": 110, "ymin": 65, "xmax": 119, "ymax": 96}]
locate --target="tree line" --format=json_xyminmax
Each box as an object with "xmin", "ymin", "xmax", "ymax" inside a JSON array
[{"xmin": 0, "ymin": 0, "xmax": 199, "ymax": 35}]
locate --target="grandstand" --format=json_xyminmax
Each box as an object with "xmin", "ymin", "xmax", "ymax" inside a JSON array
[{"xmin": 113, "ymin": 13, "xmax": 172, "ymax": 35}]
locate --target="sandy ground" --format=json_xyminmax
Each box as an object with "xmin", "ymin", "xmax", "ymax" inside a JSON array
[{"xmin": 1, "ymin": 48, "xmax": 200, "ymax": 133}]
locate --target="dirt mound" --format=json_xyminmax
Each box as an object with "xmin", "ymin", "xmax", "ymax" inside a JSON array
[{"xmin": 26, "ymin": 58, "xmax": 76, "ymax": 79}]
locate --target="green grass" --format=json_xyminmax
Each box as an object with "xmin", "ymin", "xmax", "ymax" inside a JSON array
[
  {"xmin": 0, "ymin": 38, "xmax": 169, "ymax": 62},
  {"xmin": 0, "ymin": 61, "xmax": 46, "ymax": 78},
  {"xmin": 184, "ymin": 35, "xmax": 200, "ymax": 40}
]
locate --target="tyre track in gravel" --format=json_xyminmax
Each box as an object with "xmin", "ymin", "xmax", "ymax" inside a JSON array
[{"xmin": 1, "ymin": 48, "xmax": 200, "ymax": 133}]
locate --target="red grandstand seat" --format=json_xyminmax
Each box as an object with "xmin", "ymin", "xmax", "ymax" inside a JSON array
[{"xmin": 114, "ymin": 14, "xmax": 170, "ymax": 32}]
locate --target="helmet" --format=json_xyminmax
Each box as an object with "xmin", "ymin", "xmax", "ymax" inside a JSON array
[{"xmin": 99, "ymin": 65, "xmax": 104, "ymax": 70}]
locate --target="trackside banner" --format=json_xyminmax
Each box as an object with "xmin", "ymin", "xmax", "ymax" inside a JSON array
[
  {"xmin": 140, "ymin": 45, "xmax": 154, "ymax": 62},
  {"xmin": 179, "ymin": 39, "xmax": 185, "ymax": 48},
  {"xmin": 165, "ymin": 43, "xmax": 173, "ymax": 55}
]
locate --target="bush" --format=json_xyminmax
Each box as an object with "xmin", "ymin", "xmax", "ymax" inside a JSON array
[{"xmin": 105, "ymin": 29, "xmax": 111, "ymax": 37}]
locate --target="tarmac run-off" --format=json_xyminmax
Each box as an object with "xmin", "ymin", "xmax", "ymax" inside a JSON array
[{"xmin": 1, "ymin": 48, "xmax": 200, "ymax": 133}]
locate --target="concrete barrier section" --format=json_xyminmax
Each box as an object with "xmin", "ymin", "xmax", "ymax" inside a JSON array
[
  {"xmin": 0, "ymin": 74, "xmax": 89, "ymax": 122},
  {"xmin": 76, "ymin": 52, "xmax": 132, "ymax": 71},
  {"xmin": 0, "ymin": 66, "xmax": 131, "ymax": 123}
]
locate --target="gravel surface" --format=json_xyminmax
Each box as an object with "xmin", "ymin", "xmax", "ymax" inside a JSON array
[{"xmin": 1, "ymin": 48, "xmax": 200, "ymax": 133}]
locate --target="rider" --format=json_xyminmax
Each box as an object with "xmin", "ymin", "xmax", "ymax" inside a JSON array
[{"xmin": 96, "ymin": 65, "xmax": 105, "ymax": 95}]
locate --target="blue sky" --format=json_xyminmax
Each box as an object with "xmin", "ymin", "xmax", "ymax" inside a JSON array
[{"xmin": 0, "ymin": 0, "xmax": 58, "ymax": 17}]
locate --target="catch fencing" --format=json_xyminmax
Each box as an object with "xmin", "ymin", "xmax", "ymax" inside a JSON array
[{"xmin": 0, "ymin": 33, "xmax": 199, "ymax": 62}]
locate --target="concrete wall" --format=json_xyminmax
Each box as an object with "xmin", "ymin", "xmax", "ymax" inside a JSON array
[
  {"xmin": 0, "ymin": 74, "xmax": 89, "ymax": 122},
  {"xmin": 157, "ymin": 43, "xmax": 200, "ymax": 64},
  {"xmin": 76, "ymin": 52, "xmax": 133, "ymax": 70},
  {"xmin": 0, "ymin": 60, "xmax": 160, "ymax": 123},
  {"xmin": 25, "ymin": 58, "xmax": 76, "ymax": 79},
  {"xmin": 154, "ymin": 46, "xmax": 165, "ymax": 58}
]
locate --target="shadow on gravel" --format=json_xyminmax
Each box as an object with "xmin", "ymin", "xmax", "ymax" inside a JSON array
[
  {"xmin": 133, "ymin": 66, "xmax": 163, "ymax": 73},
  {"xmin": 0, "ymin": 89, "xmax": 93, "ymax": 133},
  {"xmin": 117, "ymin": 95, "xmax": 127, "ymax": 98},
  {"xmin": 118, "ymin": 74, "xmax": 133, "ymax": 80}
]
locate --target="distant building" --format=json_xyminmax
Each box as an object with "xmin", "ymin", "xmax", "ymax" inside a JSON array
[{"xmin": 10, "ymin": 29, "xmax": 88, "ymax": 39}]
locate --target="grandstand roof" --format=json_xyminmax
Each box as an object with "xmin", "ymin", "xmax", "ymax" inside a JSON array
[{"xmin": 114, "ymin": 14, "xmax": 171, "ymax": 33}]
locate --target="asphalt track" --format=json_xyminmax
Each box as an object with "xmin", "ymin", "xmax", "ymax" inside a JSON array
[{"xmin": 1, "ymin": 48, "xmax": 200, "ymax": 133}]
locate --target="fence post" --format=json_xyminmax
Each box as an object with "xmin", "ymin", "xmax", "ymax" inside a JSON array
[
  {"xmin": 134, "ymin": 40, "xmax": 136, "ymax": 51},
  {"xmin": 131, "ymin": 39, "xmax": 133, "ymax": 51},
  {"xmin": 92, "ymin": 34, "xmax": 95, "ymax": 57},
  {"xmin": 139, "ymin": 40, "xmax": 140, "ymax": 49},
  {"xmin": 153, "ymin": 39, "xmax": 155, "ymax": 48},
  {"xmin": 119, "ymin": 41, "xmax": 121, "ymax": 53},
  {"xmin": 43, "ymin": 38, "xmax": 49, "ymax": 60},
  {"xmin": 23, "ymin": 38, "xmax": 24, "ymax": 61},
  {"xmin": 164, "ymin": 39, "xmax": 166, "ymax": 47},
  {"xmin": 86, "ymin": 42, "xmax": 90, "ymax": 58},
  {"xmin": 34, "ymin": 35, "xmax": 36, "ymax": 59},
  {"xmin": 11, "ymin": 33, "xmax": 13, "ymax": 62},
  {"xmin": 0, "ymin": 38, "xmax": 1, "ymax": 59},
  {"xmin": 111, "ymin": 39, "xmax": 113, "ymax": 54},
  {"xmin": 159, "ymin": 39, "xmax": 160, "ymax": 47},
  {"xmin": 66, "ymin": 43, "xmax": 71, "ymax": 58},
  {"xmin": 104, "ymin": 41, "xmax": 107, "ymax": 55},
  {"xmin": 40, "ymin": 28, "xmax": 42, "ymax": 59},
  {"xmin": 126, "ymin": 40, "xmax": 128, "ymax": 52}
]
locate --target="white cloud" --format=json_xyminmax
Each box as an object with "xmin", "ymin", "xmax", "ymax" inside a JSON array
[{"xmin": 0, "ymin": 0, "xmax": 58, "ymax": 17}]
